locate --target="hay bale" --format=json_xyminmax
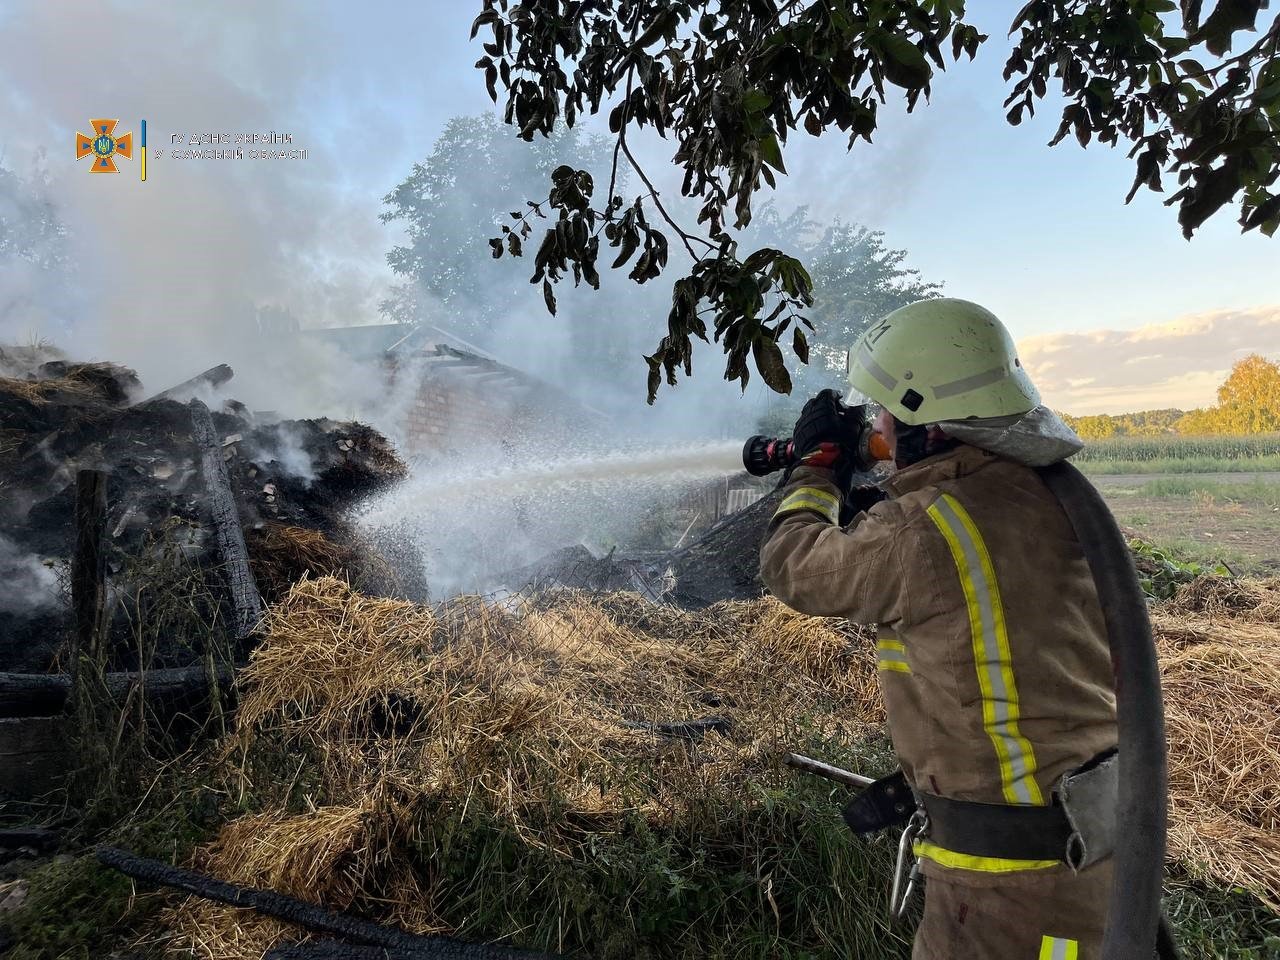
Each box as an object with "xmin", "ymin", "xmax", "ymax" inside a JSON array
[
  {"xmin": 245, "ymin": 524, "xmax": 393, "ymax": 603},
  {"xmin": 165, "ymin": 578, "xmax": 887, "ymax": 957},
  {"xmin": 1164, "ymin": 575, "xmax": 1276, "ymax": 620},
  {"xmin": 0, "ymin": 360, "xmax": 139, "ymax": 411},
  {"xmin": 166, "ymin": 577, "xmax": 1280, "ymax": 957},
  {"xmin": 1153, "ymin": 603, "xmax": 1280, "ymax": 909}
]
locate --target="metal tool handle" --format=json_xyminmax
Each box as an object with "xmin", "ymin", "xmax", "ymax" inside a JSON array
[{"xmin": 782, "ymin": 752, "xmax": 875, "ymax": 789}]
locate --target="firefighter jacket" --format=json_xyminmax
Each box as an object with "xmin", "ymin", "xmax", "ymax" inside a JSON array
[{"xmin": 759, "ymin": 443, "xmax": 1118, "ymax": 879}]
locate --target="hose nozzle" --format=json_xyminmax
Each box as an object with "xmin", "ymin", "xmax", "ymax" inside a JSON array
[{"xmin": 743, "ymin": 400, "xmax": 890, "ymax": 477}]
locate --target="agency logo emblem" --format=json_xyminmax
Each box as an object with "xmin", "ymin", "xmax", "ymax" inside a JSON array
[{"xmin": 76, "ymin": 119, "xmax": 133, "ymax": 173}]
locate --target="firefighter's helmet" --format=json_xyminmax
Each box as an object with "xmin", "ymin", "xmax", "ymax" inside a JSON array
[{"xmin": 846, "ymin": 298, "xmax": 1040, "ymax": 426}]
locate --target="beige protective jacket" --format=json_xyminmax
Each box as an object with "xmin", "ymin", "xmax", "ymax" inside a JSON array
[{"xmin": 760, "ymin": 444, "xmax": 1118, "ymax": 878}]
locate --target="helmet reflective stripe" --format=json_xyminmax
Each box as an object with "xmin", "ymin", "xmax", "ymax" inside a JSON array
[
  {"xmin": 846, "ymin": 298, "xmax": 1040, "ymax": 426},
  {"xmin": 853, "ymin": 342, "xmax": 898, "ymax": 392},
  {"xmin": 933, "ymin": 363, "xmax": 1017, "ymax": 400}
]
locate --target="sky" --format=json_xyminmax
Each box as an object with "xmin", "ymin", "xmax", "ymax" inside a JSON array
[{"xmin": 0, "ymin": 0, "xmax": 1276, "ymax": 416}]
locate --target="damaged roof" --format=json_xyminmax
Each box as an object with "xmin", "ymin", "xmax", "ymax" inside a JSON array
[{"xmin": 297, "ymin": 323, "xmax": 606, "ymax": 421}]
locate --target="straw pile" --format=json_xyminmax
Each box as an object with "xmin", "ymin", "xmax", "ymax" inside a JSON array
[
  {"xmin": 163, "ymin": 574, "xmax": 1280, "ymax": 957},
  {"xmin": 1156, "ymin": 576, "xmax": 1280, "ymax": 909},
  {"xmin": 246, "ymin": 523, "xmax": 400, "ymax": 603},
  {"xmin": 166, "ymin": 577, "xmax": 885, "ymax": 958}
]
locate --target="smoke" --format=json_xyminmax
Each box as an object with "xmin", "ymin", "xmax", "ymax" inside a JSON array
[
  {"xmin": 258, "ymin": 422, "xmax": 318, "ymax": 483},
  {"xmin": 0, "ymin": 1, "xmax": 489, "ymax": 403},
  {"xmin": 0, "ymin": 1, "xmax": 902, "ymax": 441},
  {"xmin": 0, "ymin": 534, "xmax": 61, "ymax": 614},
  {"xmin": 0, "ymin": 2, "xmax": 927, "ymax": 603}
]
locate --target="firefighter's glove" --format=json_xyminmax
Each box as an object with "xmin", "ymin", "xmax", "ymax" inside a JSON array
[{"xmin": 791, "ymin": 389, "xmax": 855, "ymax": 489}]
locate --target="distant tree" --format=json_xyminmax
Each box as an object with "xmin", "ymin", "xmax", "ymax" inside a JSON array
[
  {"xmin": 1210, "ymin": 353, "xmax": 1280, "ymax": 432},
  {"xmin": 1063, "ymin": 413, "xmax": 1120, "ymax": 440},
  {"xmin": 379, "ymin": 113, "xmax": 615, "ymax": 348},
  {"xmin": 749, "ymin": 203, "xmax": 941, "ymax": 398},
  {"xmin": 1174, "ymin": 354, "xmax": 1280, "ymax": 434},
  {"xmin": 1122, "ymin": 409, "xmax": 1185, "ymax": 435},
  {"xmin": 1174, "ymin": 407, "xmax": 1221, "ymax": 435},
  {"xmin": 1060, "ymin": 408, "xmax": 1185, "ymax": 438},
  {"xmin": 471, "ymin": 1, "xmax": 1280, "ymax": 402}
]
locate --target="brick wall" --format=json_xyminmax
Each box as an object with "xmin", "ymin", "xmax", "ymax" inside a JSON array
[{"xmin": 400, "ymin": 365, "xmax": 587, "ymax": 462}]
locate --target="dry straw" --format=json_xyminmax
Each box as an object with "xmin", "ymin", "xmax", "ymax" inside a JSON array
[
  {"xmin": 1156, "ymin": 576, "xmax": 1280, "ymax": 909},
  {"xmin": 165, "ymin": 574, "xmax": 1280, "ymax": 957},
  {"xmin": 166, "ymin": 577, "xmax": 880, "ymax": 956},
  {"xmin": 246, "ymin": 523, "xmax": 405, "ymax": 604}
]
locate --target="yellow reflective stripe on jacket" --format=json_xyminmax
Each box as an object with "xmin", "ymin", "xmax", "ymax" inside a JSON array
[
  {"xmin": 773, "ymin": 486, "xmax": 839, "ymax": 524},
  {"xmin": 876, "ymin": 638, "xmax": 911, "ymax": 673},
  {"xmin": 926, "ymin": 493, "xmax": 1045, "ymax": 806},
  {"xmin": 913, "ymin": 840, "xmax": 1059, "ymax": 874},
  {"xmin": 1039, "ymin": 936, "xmax": 1080, "ymax": 960}
]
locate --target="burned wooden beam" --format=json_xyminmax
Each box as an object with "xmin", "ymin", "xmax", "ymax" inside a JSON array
[
  {"xmin": 134, "ymin": 364, "xmax": 234, "ymax": 407},
  {"xmin": 96, "ymin": 848, "xmax": 557, "ymax": 960},
  {"xmin": 190, "ymin": 398, "xmax": 263, "ymax": 638},
  {"xmin": 70, "ymin": 469, "xmax": 108, "ymax": 714},
  {"xmin": 0, "ymin": 665, "xmax": 234, "ymax": 719}
]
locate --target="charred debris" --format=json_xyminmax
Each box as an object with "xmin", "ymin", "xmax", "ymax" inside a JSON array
[{"xmin": 0, "ymin": 346, "xmax": 410, "ymax": 675}]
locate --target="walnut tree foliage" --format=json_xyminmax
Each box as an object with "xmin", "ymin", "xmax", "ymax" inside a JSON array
[{"xmin": 472, "ymin": 0, "xmax": 1279, "ymax": 402}]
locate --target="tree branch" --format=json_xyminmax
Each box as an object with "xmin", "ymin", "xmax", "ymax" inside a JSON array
[{"xmin": 620, "ymin": 134, "xmax": 715, "ymax": 259}]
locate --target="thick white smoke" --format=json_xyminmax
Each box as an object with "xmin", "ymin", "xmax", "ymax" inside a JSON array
[{"xmin": 0, "ymin": 533, "xmax": 61, "ymax": 614}]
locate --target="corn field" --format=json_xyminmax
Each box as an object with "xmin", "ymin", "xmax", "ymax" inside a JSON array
[{"xmin": 1073, "ymin": 433, "xmax": 1280, "ymax": 463}]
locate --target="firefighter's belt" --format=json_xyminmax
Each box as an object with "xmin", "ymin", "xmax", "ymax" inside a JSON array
[{"xmin": 919, "ymin": 749, "xmax": 1119, "ymax": 870}]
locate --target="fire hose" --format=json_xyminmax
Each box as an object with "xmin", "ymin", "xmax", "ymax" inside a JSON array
[{"xmin": 747, "ymin": 405, "xmax": 1179, "ymax": 959}]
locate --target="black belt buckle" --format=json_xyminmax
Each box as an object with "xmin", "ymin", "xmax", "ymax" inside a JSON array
[{"xmin": 841, "ymin": 769, "xmax": 916, "ymax": 835}]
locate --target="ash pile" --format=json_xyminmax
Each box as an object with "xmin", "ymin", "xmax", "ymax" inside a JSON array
[{"xmin": 0, "ymin": 346, "xmax": 412, "ymax": 673}]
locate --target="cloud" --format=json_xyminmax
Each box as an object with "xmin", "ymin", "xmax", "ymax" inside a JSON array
[{"xmin": 1019, "ymin": 305, "xmax": 1280, "ymax": 415}]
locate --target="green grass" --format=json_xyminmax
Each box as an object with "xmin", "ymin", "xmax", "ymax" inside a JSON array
[
  {"xmin": 1164, "ymin": 874, "xmax": 1280, "ymax": 960},
  {"xmin": 1077, "ymin": 454, "xmax": 1280, "ymax": 475},
  {"xmin": 1134, "ymin": 478, "xmax": 1280, "ymax": 504}
]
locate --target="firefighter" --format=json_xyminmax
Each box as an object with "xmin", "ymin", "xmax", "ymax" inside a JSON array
[{"xmin": 760, "ymin": 298, "xmax": 1119, "ymax": 960}]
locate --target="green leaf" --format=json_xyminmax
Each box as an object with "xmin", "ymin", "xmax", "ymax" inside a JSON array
[
  {"xmin": 612, "ymin": 230, "xmax": 640, "ymax": 269},
  {"xmin": 793, "ymin": 327, "xmax": 810, "ymax": 365},
  {"xmin": 752, "ymin": 335, "xmax": 793, "ymax": 395},
  {"xmin": 878, "ymin": 33, "xmax": 933, "ymax": 89},
  {"xmin": 543, "ymin": 278, "xmax": 557, "ymax": 315},
  {"xmin": 742, "ymin": 89, "xmax": 772, "ymax": 113},
  {"xmin": 470, "ymin": 9, "xmax": 499, "ymax": 39},
  {"xmin": 758, "ymin": 134, "xmax": 786, "ymax": 174},
  {"xmin": 741, "ymin": 247, "xmax": 780, "ymax": 274},
  {"xmin": 1009, "ymin": 0, "xmax": 1038, "ymax": 34}
]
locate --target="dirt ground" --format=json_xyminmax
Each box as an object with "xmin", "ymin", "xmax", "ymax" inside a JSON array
[{"xmin": 1093, "ymin": 474, "xmax": 1280, "ymax": 575}]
